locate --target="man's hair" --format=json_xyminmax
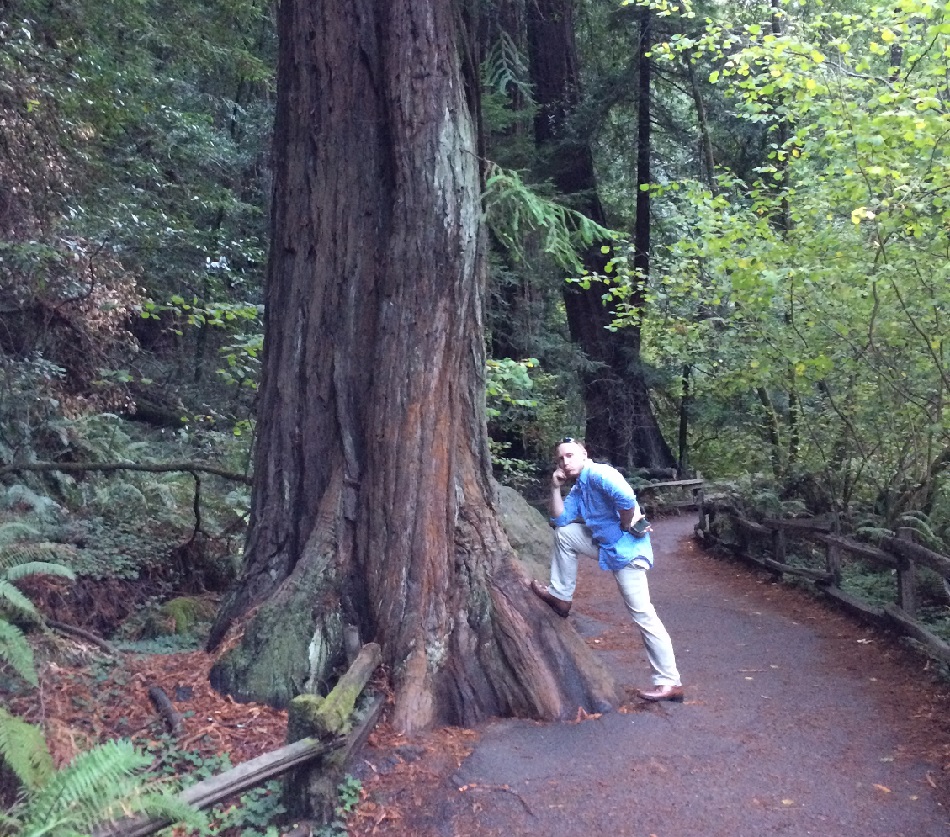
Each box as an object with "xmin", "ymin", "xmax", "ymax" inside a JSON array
[{"xmin": 556, "ymin": 436, "xmax": 585, "ymax": 449}]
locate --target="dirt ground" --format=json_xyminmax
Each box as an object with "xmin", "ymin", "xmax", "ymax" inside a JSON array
[{"xmin": 347, "ymin": 517, "xmax": 950, "ymax": 837}]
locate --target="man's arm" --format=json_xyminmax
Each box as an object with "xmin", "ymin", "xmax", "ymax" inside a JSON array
[
  {"xmin": 590, "ymin": 467, "xmax": 643, "ymax": 532},
  {"xmin": 549, "ymin": 468, "xmax": 567, "ymax": 519},
  {"xmin": 618, "ymin": 501, "xmax": 646, "ymax": 532}
]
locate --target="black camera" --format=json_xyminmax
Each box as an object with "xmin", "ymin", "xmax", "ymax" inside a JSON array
[{"xmin": 630, "ymin": 518, "xmax": 650, "ymax": 537}]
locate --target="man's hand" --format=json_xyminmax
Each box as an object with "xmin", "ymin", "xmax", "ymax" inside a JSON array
[
  {"xmin": 549, "ymin": 468, "xmax": 567, "ymax": 518},
  {"xmin": 619, "ymin": 505, "xmax": 650, "ymax": 534},
  {"xmin": 629, "ymin": 517, "xmax": 652, "ymax": 537}
]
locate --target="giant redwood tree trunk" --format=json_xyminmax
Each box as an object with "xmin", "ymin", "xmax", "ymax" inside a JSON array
[
  {"xmin": 206, "ymin": 0, "xmax": 618, "ymax": 733},
  {"xmin": 526, "ymin": 0, "xmax": 675, "ymax": 473}
]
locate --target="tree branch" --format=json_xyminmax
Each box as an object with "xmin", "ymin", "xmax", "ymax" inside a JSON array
[
  {"xmin": 47, "ymin": 619, "xmax": 118, "ymax": 656},
  {"xmin": 0, "ymin": 461, "xmax": 252, "ymax": 484}
]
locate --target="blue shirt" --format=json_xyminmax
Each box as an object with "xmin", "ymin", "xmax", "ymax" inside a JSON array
[{"xmin": 550, "ymin": 461, "xmax": 654, "ymax": 571}]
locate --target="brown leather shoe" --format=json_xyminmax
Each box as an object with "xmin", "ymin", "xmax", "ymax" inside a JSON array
[
  {"xmin": 529, "ymin": 579, "xmax": 571, "ymax": 617},
  {"xmin": 637, "ymin": 684, "xmax": 685, "ymax": 702}
]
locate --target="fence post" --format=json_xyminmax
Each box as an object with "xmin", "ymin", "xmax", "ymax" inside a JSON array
[
  {"xmin": 824, "ymin": 539, "xmax": 842, "ymax": 587},
  {"xmin": 737, "ymin": 516, "xmax": 748, "ymax": 558},
  {"xmin": 772, "ymin": 526, "xmax": 786, "ymax": 566},
  {"xmin": 696, "ymin": 482, "xmax": 705, "ymax": 533},
  {"xmin": 895, "ymin": 527, "xmax": 918, "ymax": 619},
  {"xmin": 703, "ymin": 503, "xmax": 714, "ymax": 541}
]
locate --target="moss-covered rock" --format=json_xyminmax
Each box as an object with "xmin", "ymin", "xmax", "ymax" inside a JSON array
[{"xmin": 159, "ymin": 596, "xmax": 217, "ymax": 634}]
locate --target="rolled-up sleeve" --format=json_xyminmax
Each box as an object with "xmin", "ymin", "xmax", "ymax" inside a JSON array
[{"xmin": 590, "ymin": 469, "xmax": 636, "ymax": 510}]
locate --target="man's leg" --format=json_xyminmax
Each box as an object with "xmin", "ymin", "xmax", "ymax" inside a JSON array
[
  {"xmin": 613, "ymin": 564, "xmax": 683, "ymax": 698},
  {"xmin": 530, "ymin": 522, "xmax": 596, "ymax": 617}
]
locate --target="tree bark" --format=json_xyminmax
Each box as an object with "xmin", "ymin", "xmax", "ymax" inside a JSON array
[
  {"xmin": 526, "ymin": 0, "xmax": 674, "ymax": 473},
  {"xmin": 207, "ymin": 0, "xmax": 618, "ymax": 733}
]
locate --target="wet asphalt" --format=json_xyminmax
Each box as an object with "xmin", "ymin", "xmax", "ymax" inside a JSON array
[{"xmin": 447, "ymin": 517, "xmax": 950, "ymax": 837}]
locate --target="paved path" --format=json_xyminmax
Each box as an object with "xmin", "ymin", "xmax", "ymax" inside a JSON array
[{"xmin": 354, "ymin": 517, "xmax": 950, "ymax": 837}]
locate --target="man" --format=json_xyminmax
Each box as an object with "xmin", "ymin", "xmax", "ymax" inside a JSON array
[{"xmin": 529, "ymin": 437, "xmax": 685, "ymax": 702}]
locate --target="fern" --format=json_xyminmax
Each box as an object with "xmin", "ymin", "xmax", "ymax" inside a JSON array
[
  {"xmin": 0, "ymin": 579, "xmax": 41, "ymax": 623},
  {"xmin": 4, "ymin": 560, "xmax": 76, "ymax": 584},
  {"xmin": 0, "ymin": 547, "xmax": 77, "ymax": 685},
  {"xmin": 0, "ymin": 521, "xmax": 42, "ymax": 546},
  {"xmin": 483, "ymin": 164, "xmax": 618, "ymax": 272},
  {"xmin": 0, "ymin": 542, "xmax": 78, "ymax": 570},
  {"xmin": 856, "ymin": 525, "xmax": 892, "ymax": 544},
  {"xmin": 0, "ymin": 707, "xmax": 54, "ymax": 791},
  {"xmin": 481, "ymin": 32, "xmax": 534, "ymax": 101},
  {"xmin": 779, "ymin": 499, "xmax": 810, "ymax": 518},
  {"xmin": 0, "ymin": 548, "xmax": 77, "ymax": 624},
  {"xmin": 2, "ymin": 486, "xmax": 63, "ymax": 524},
  {"xmin": 14, "ymin": 739, "xmax": 205, "ymax": 837},
  {"xmin": 0, "ymin": 617, "xmax": 38, "ymax": 686},
  {"xmin": 895, "ymin": 511, "xmax": 944, "ymax": 550}
]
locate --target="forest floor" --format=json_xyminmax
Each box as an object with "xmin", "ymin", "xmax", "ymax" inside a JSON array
[{"xmin": 7, "ymin": 517, "xmax": 950, "ymax": 836}]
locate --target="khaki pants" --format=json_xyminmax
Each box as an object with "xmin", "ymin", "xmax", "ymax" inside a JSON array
[{"xmin": 547, "ymin": 522, "xmax": 681, "ymax": 686}]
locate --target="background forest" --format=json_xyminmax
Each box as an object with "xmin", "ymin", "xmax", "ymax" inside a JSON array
[{"xmin": 1, "ymin": 0, "xmax": 949, "ymax": 833}]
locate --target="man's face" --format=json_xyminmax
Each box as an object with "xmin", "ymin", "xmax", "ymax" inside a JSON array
[{"xmin": 556, "ymin": 441, "xmax": 589, "ymax": 479}]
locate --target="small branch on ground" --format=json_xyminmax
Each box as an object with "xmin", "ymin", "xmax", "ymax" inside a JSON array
[
  {"xmin": 458, "ymin": 783, "xmax": 535, "ymax": 816},
  {"xmin": 47, "ymin": 620, "xmax": 118, "ymax": 656},
  {"xmin": 148, "ymin": 686, "xmax": 184, "ymax": 735}
]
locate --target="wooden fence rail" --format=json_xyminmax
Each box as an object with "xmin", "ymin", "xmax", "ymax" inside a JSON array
[
  {"xmin": 696, "ymin": 501, "xmax": 950, "ymax": 665},
  {"xmin": 636, "ymin": 478, "xmax": 705, "ymax": 512},
  {"xmin": 93, "ymin": 643, "xmax": 384, "ymax": 837}
]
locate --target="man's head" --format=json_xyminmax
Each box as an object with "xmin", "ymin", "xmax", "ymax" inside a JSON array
[{"xmin": 555, "ymin": 437, "xmax": 589, "ymax": 479}]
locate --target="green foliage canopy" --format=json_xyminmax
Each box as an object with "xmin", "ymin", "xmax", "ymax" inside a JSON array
[{"xmin": 606, "ymin": 0, "xmax": 950, "ymax": 514}]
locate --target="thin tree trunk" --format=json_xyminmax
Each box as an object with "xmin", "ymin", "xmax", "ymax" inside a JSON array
[
  {"xmin": 207, "ymin": 0, "xmax": 618, "ymax": 734},
  {"xmin": 633, "ymin": 5, "xmax": 651, "ymax": 299},
  {"xmin": 526, "ymin": 0, "xmax": 674, "ymax": 473},
  {"xmin": 757, "ymin": 387, "xmax": 784, "ymax": 478},
  {"xmin": 678, "ymin": 364, "xmax": 691, "ymax": 476},
  {"xmin": 685, "ymin": 55, "xmax": 716, "ymax": 187},
  {"xmin": 770, "ymin": 0, "xmax": 800, "ymax": 469}
]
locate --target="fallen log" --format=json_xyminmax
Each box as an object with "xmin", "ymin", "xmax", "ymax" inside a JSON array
[
  {"xmin": 881, "ymin": 535, "xmax": 950, "ymax": 580},
  {"xmin": 757, "ymin": 556, "xmax": 832, "ymax": 583},
  {"xmin": 815, "ymin": 535, "xmax": 899, "ymax": 568},
  {"xmin": 762, "ymin": 518, "xmax": 835, "ymax": 533},
  {"xmin": 0, "ymin": 460, "xmax": 251, "ymax": 484},
  {"xmin": 734, "ymin": 517, "xmax": 770, "ymax": 536},
  {"xmin": 637, "ymin": 478, "xmax": 704, "ymax": 490},
  {"xmin": 815, "ymin": 585, "xmax": 887, "ymax": 626}
]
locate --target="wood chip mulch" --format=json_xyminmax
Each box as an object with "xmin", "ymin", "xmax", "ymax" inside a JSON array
[
  {"xmin": 5, "ymin": 635, "xmax": 483, "ymax": 836},
  {"xmin": 7, "ymin": 640, "xmax": 287, "ymax": 770},
  {"xmin": 346, "ymin": 723, "xmax": 480, "ymax": 837}
]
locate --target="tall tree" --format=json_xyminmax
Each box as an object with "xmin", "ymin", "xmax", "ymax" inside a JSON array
[
  {"xmin": 526, "ymin": 0, "xmax": 675, "ymax": 473},
  {"xmin": 207, "ymin": 0, "xmax": 618, "ymax": 732}
]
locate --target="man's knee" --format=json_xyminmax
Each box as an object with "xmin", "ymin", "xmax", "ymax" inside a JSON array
[
  {"xmin": 553, "ymin": 525, "xmax": 573, "ymax": 547},
  {"xmin": 554, "ymin": 521, "xmax": 591, "ymax": 548}
]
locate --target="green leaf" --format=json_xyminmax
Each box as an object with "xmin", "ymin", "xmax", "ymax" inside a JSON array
[
  {"xmin": 0, "ymin": 620, "xmax": 38, "ymax": 686},
  {"xmin": 0, "ymin": 707, "xmax": 53, "ymax": 788}
]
